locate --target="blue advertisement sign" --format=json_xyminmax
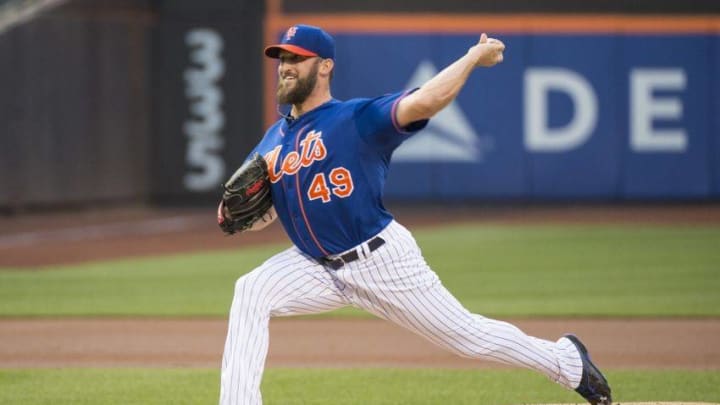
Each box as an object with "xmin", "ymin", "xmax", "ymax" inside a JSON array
[
  {"xmin": 618, "ymin": 36, "xmax": 712, "ymax": 198},
  {"xmin": 325, "ymin": 32, "xmax": 717, "ymax": 200},
  {"xmin": 524, "ymin": 36, "xmax": 620, "ymax": 199}
]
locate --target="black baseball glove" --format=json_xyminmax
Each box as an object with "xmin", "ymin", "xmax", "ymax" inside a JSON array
[{"xmin": 217, "ymin": 153, "xmax": 272, "ymax": 235}]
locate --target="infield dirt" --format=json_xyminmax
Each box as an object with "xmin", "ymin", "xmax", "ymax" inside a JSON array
[{"xmin": 1, "ymin": 318, "xmax": 719, "ymax": 368}]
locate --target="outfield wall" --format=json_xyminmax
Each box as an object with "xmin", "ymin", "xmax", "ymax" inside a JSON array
[
  {"xmin": 1, "ymin": 1, "xmax": 718, "ymax": 210},
  {"xmin": 0, "ymin": 0, "xmax": 154, "ymax": 209},
  {"xmin": 265, "ymin": 17, "xmax": 720, "ymax": 200}
]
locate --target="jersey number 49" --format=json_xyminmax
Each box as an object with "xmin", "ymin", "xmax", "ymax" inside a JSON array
[{"xmin": 307, "ymin": 167, "xmax": 354, "ymax": 203}]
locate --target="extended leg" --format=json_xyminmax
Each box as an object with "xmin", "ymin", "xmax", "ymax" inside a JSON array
[
  {"xmin": 340, "ymin": 222, "xmax": 583, "ymax": 389},
  {"xmin": 220, "ymin": 248, "xmax": 347, "ymax": 405}
]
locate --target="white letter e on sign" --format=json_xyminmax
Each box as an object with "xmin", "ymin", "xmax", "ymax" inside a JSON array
[{"xmin": 630, "ymin": 68, "xmax": 687, "ymax": 153}]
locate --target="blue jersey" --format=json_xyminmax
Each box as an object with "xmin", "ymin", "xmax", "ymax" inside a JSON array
[{"xmin": 247, "ymin": 90, "xmax": 428, "ymax": 259}]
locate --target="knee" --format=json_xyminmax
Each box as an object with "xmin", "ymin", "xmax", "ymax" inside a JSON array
[
  {"xmin": 234, "ymin": 273, "xmax": 253, "ymax": 292},
  {"xmin": 232, "ymin": 273, "xmax": 266, "ymax": 311}
]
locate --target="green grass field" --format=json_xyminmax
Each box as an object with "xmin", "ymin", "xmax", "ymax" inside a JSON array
[
  {"xmin": 1, "ymin": 224, "xmax": 718, "ymax": 317},
  {"xmin": 1, "ymin": 223, "xmax": 719, "ymax": 404},
  {"xmin": 0, "ymin": 369, "xmax": 718, "ymax": 404}
]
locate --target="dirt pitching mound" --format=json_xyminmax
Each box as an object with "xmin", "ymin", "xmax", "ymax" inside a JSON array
[{"xmin": 537, "ymin": 403, "xmax": 719, "ymax": 405}]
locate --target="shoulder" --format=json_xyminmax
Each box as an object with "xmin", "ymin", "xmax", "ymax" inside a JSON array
[
  {"xmin": 341, "ymin": 93, "xmax": 404, "ymax": 115},
  {"xmin": 311, "ymin": 98, "xmax": 360, "ymax": 121},
  {"xmin": 255, "ymin": 121, "xmax": 284, "ymax": 150},
  {"xmin": 344, "ymin": 94, "xmax": 395, "ymax": 106},
  {"xmin": 266, "ymin": 120, "xmax": 284, "ymax": 133},
  {"xmin": 323, "ymin": 98, "xmax": 366, "ymax": 111},
  {"xmin": 351, "ymin": 91, "xmax": 409, "ymax": 120}
]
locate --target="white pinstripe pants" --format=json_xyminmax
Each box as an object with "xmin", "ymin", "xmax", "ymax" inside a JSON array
[{"xmin": 220, "ymin": 220, "xmax": 583, "ymax": 404}]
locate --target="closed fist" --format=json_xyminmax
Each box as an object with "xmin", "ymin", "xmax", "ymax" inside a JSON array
[{"xmin": 468, "ymin": 33, "xmax": 505, "ymax": 67}]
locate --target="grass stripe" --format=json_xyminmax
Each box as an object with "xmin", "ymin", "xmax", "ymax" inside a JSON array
[
  {"xmin": 0, "ymin": 368, "xmax": 718, "ymax": 404},
  {"xmin": 1, "ymin": 224, "xmax": 718, "ymax": 318}
]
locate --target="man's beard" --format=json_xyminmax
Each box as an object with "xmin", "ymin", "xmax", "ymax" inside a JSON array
[{"xmin": 277, "ymin": 61, "xmax": 319, "ymax": 105}]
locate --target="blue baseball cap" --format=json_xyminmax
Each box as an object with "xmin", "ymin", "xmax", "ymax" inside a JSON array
[{"xmin": 264, "ymin": 24, "xmax": 335, "ymax": 60}]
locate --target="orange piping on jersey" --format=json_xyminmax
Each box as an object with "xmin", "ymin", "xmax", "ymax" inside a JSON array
[
  {"xmin": 391, "ymin": 90, "xmax": 419, "ymax": 135},
  {"xmin": 293, "ymin": 125, "xmax": 331, "ymax": 257},
  {"xmin": 278, "ymin": 158, "xmax": 314, "ymax": 255}
]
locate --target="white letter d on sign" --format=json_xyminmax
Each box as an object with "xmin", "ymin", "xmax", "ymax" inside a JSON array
[{"xmin": 524, "ymin": 68, "xmax": 598, "ymax": 152}]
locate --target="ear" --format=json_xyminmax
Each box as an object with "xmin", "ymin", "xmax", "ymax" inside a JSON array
[{"xmin": 319, "ymin": 58, "xmax": 334, "ymax": 78}]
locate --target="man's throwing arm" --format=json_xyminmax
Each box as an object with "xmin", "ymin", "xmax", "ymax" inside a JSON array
[{"xmin": 395, "ymin": 33, "xmax": 505, "ymax": 128}]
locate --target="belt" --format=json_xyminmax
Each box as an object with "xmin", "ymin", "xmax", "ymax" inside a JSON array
[{"xmin": 319, "ymin": 236, "xmax": 386, "ymax": 270}]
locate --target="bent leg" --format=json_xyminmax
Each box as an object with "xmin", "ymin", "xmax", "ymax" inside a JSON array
[
  {"xmin": 220, "ymin": 248, "xmax": 347, "ymax": 405},
  {"xmin": 341, "ymin": 222, "xmax": 582, "ymax": 390}
]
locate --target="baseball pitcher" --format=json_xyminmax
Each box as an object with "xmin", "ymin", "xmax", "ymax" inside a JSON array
[{"xmin": 217, "ymin": 24, "xmax": 612, "ymax": 405}]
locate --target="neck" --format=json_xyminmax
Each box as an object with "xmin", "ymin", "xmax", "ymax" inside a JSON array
[{"xmin": 291, "ymin": 88, "xmax": 332, "ymax": 118}]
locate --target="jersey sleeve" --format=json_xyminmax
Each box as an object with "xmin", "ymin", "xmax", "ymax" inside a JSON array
[{"xmin": 353, "ymin": 89, "xmax": 429, "ymax": 151}]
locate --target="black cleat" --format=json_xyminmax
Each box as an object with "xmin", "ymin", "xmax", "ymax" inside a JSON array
[{"xmin": 564, "ymin": 334, "xmax": 612, "ymax": 405}]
